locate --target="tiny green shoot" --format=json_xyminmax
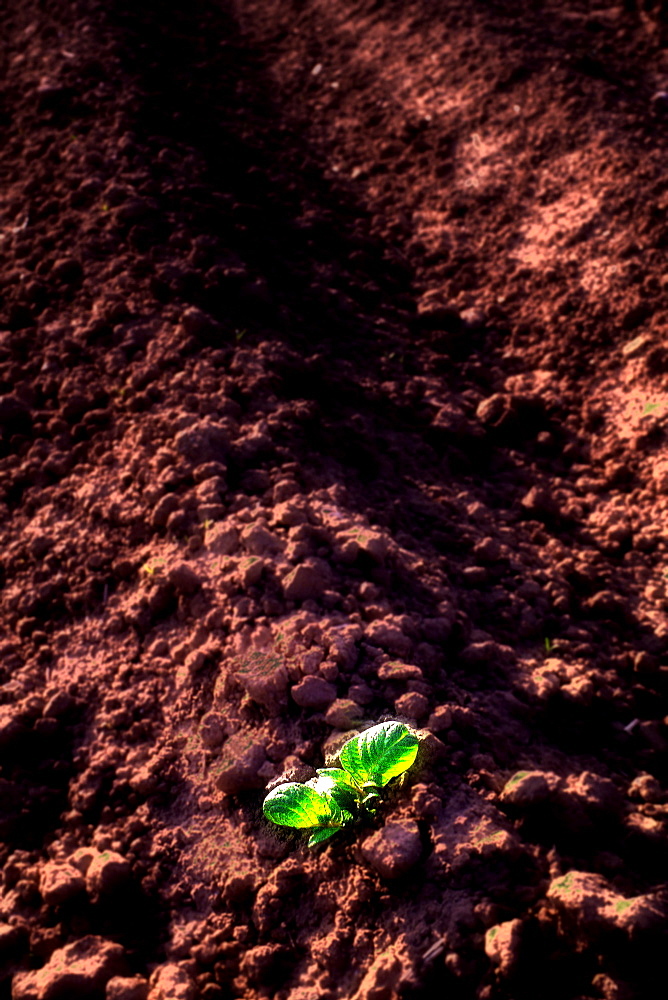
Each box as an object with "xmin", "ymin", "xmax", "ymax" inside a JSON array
[
  {"xmin": 263, "ymin": 721, "xmax": 419, "ymax": 848},
  {"xmin": 142, "ymin": 557, "xmax": 165, "ymax": 577},
  {"xmin": 642, "ymin": 403, "xmax": 659, "ymax": 416},
  {"xmin": 544, "ymin": 637, "xmax": 553, "ymax": 653}
]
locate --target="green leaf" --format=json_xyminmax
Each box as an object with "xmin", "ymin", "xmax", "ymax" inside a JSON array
[
  {"xmin": 339, "ymin": 721, "xmax": 419, "ymax": 788},
  {"xmin": 315, "ymin": 767, "xmax": 360, "ymax": 790},
  {"xmin": 312, "ymin": 768, "xmax": 360, "ymax": 813},
  {"xmin": 307, "ymin": 827, "xmax": 341, "ymax": 847},
  {"xmin": 263, "ymin": 782, "xmax": 343, "ymax": 830}
]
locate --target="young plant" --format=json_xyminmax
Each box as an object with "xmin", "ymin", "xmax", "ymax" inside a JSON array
[
  {"xmin": 263, "ymin": 721, "xmax": 419, "ymax": 847},
  {"xmin": 141, "ymin": 556, "xmax": 165, "ymax": 577}
]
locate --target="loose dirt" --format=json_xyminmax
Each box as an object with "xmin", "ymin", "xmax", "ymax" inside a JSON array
[{"xmin": 1, "ymin": 2, "xmax": 667, "ymax": 998}]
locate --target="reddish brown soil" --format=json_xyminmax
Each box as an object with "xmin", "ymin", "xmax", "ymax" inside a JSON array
[{"xmin": 1, "ymin": 1, "xmax": 668, "ymax": 998}]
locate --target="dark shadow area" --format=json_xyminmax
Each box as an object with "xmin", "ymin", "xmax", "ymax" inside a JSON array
[{"xmin": 89, "ymin": 0, "xmax": 668, "ymax": 768}]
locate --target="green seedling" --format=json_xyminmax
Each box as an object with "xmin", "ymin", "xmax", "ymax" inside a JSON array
[
  {"xmin": 544, "ymin": 637, "xmax": 553, "ymax": 653},
  {"xmin": 142, "ymin": 557, "xmax": 165, "ymax": 577},
  {"xmin": 642, "ymin": 402, "xmax": 659, "ymax": 416},
  {"xmin": 263, "ymin": 721, "xmax": 419, "ymax": 847}
]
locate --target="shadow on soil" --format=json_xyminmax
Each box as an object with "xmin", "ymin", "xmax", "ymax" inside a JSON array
[{"xmin": 96, "ymin": 0, "xmax": 664, "ymax": 801}]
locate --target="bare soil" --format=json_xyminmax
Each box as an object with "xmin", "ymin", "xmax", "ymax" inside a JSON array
[{"xmin": 1, "ymin": 2, "xmax": 667, "ymax": 999}]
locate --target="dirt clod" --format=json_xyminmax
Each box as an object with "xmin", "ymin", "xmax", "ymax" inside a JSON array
[
  {"xmin": 500, "ymin": 771, "xmax": 553, "ymax": 806},
  {"xmin": 282, "ymin": 563, "xmax": 327, "ymax": 601},
  {"xmin": 12, "ymin": 935, "xmax": 125, "ymax": 1000},
  {"xmin": 361, "ymin": 820, "xmax": 422, "ymax": 879},
  {"xmin": 39, "ymin": 861, "xmax": 86, "ymax": 906},
  {"xmin": 106, "ymin": 977, "xmax": 149, "ymax": 1000},
  {"xmin": 85, "ymin": 851, "xmax": 132, "ymax": 897},
  {"xmin": 484, "ymin": 919, "xmax": 523, "ymax": 975},
  {"xmin": 147, "ymin": 964, "xmax": 195, "ymax": 1000},
  {"xmin": 291, "ymin": 675, "xmax": 337, "ymax": 710},
  {"xmin": 212, "ymin": 734, "xmax": 267, "ymax": 795}
]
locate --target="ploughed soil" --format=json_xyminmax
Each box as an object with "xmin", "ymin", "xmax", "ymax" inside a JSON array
[{"xmin": 1, "ymin": 1, "xmax": 668, "ymax": 998}]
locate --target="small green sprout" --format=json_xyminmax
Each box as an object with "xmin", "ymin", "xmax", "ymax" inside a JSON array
[
  {"xmin": 544, "ymin": 637, "xmax": 553, "ymax": 653},
  {"xmin": 142, "ymin": 557, "xmax": 165, "ymax": 577},
  {"xmin": 642, "ymin": 402, "xmax": 659, "ymax": 416},
  {"xmin": 505, "ymin": 771, "xmax": 530, "ymax": 789},
  {"xmin": 263, "ymin": 721, "xmax": 419, "ymax": 848}
]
